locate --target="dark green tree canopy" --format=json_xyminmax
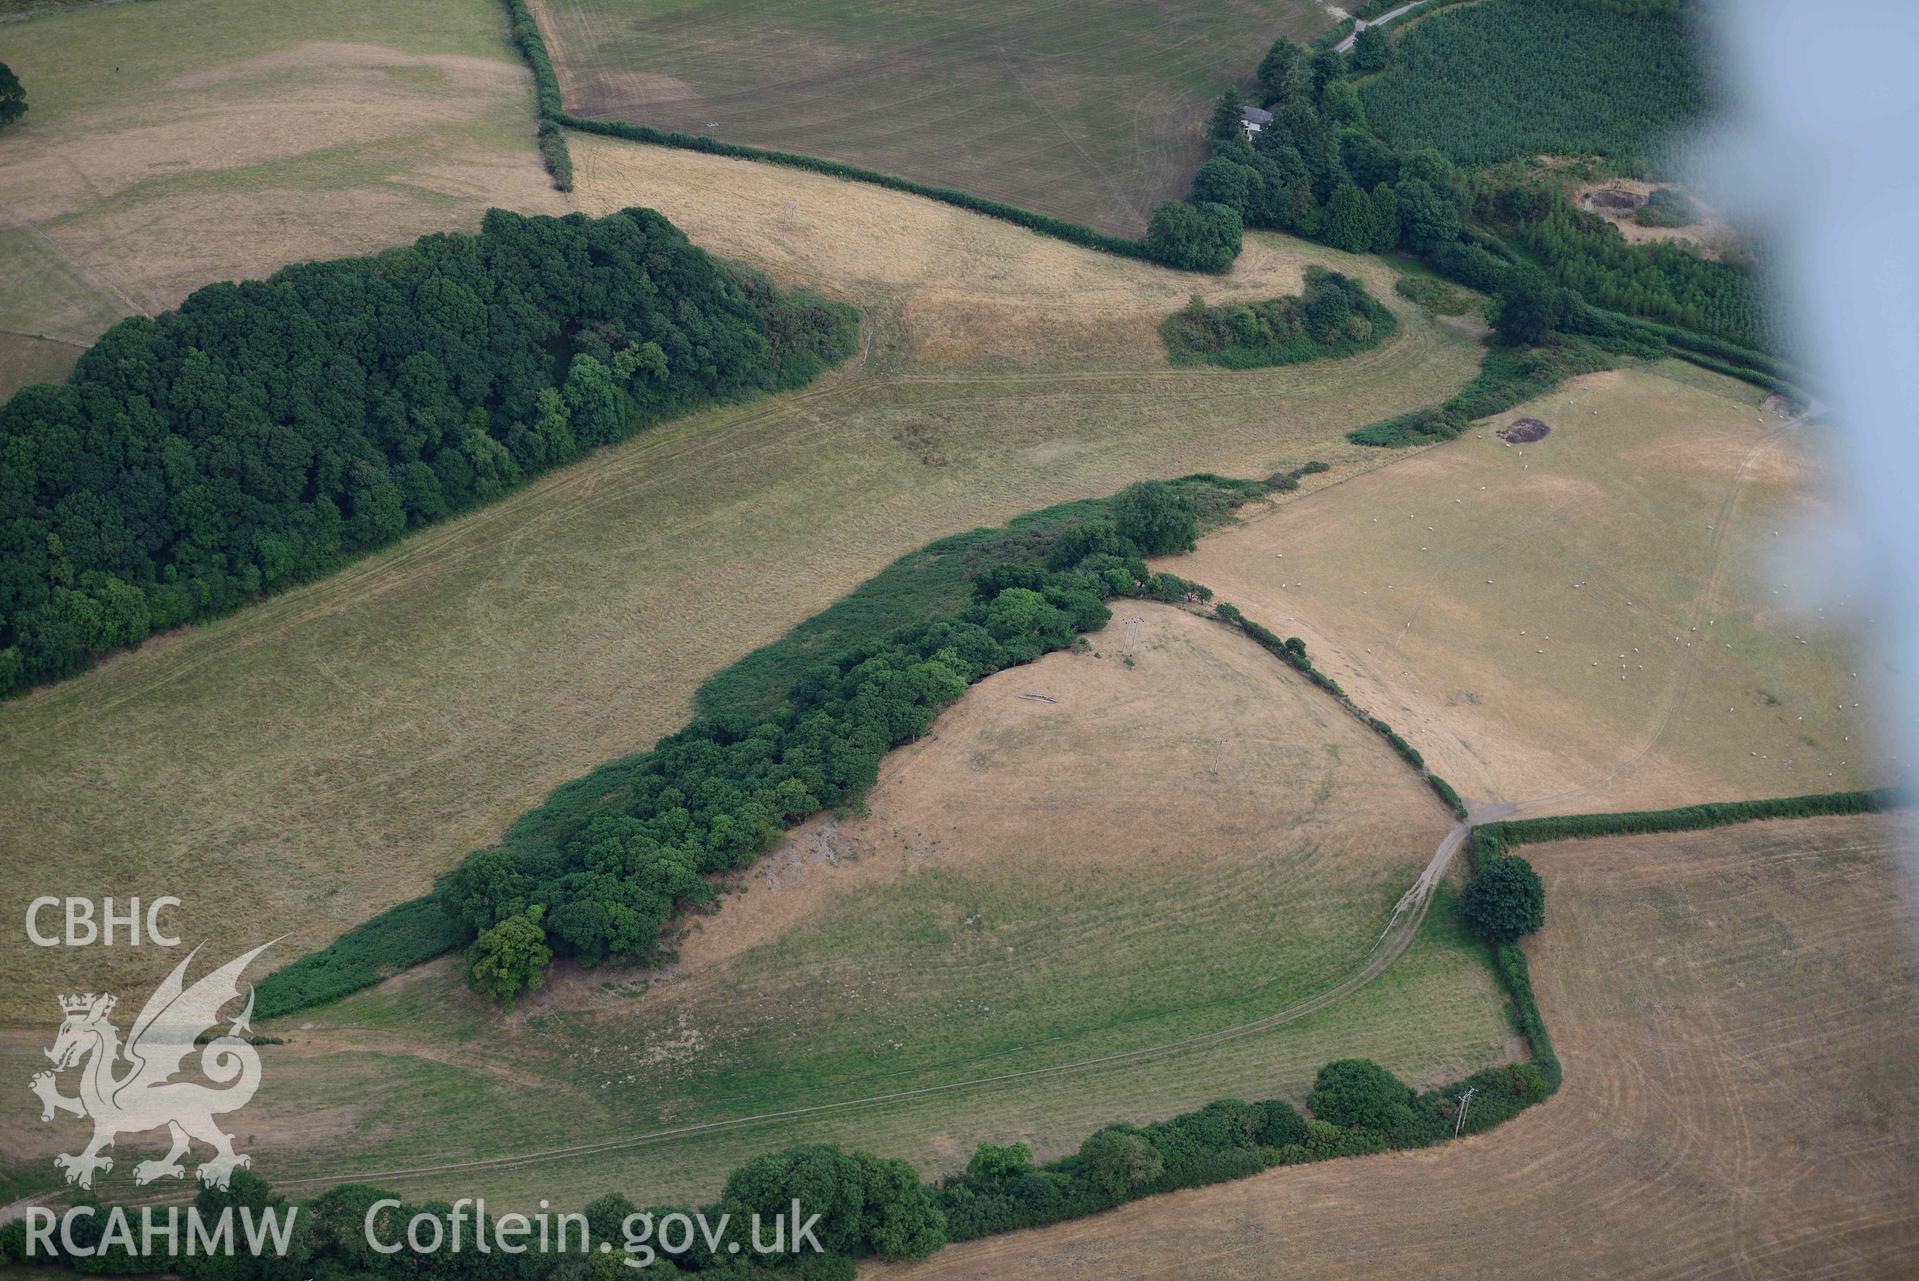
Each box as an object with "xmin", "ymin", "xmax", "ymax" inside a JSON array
[
  {"xmin": 1078, "ymin": 1128, "xmax": 1165, "ymax": 1200},
  {"xmin": 1143, "ymin": 200, "xmax": 1243, "ymax": 273},
  {"xmin": 1256, "ymin": 37, "xmax": 1309, "ymax": 106},
  {"xmin": 1494, "ymin": 272, "xmax": 1560, "ymax": 345},
  {"xmin": 721, "ymin": 1144, "xmax": 947, "ymax": 1261},
  {"xmin": 1350, "ymin": 23, "xmax": 1394, "ymax": 74},
  {"xmin": 1307, "ymin": 1058, "xmax": 1417, "ymax": 1132},
  {"xmin": 0, "ymin": 62, "xmax": 24, "ymax": 128},
  {"xmin": 1461, "ymin": 854, "xmax": 1547, "ymax": 941},
  {"xmin": 1208, "ymin": 85, "xmax": 1247, "ymax": 142},
  {"xmin": 465, "ymin": 906, "xmax": 551, "ymax": 1003},
  {"xmin": 1111, "ymin": 480, "xmax": 1198, "ymax": 554},
  {"xmin": 0, "ymin": 206, "xmax": 856, "ymax": 697}
]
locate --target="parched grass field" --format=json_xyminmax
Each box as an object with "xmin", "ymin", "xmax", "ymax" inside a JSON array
[
  {"xmin": 533, "ymin": 0, "xmax": 1328, "ymax": 236},
  {"xmin": 0, "ymin": 139, "xmax": 1481, "ymax": 1026},
  {"xmin": 0, "ymin": 0, "xmax": 564, "ymax": 396},
  {"xmin": 892, "ymin": 812, "xmax": 1919, "ymax": 1279},
  {"xmin": 1173, "ymin": 363, "xmax": 1877, "ymax": 816},
  {"xmin": 3, "ymin": 607, "xmax": 1513, "ymax": 1205}
]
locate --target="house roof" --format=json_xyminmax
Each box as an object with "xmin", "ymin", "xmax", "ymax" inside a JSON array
[{"xmin": 1241, "ymin": 105, "xmax": 1275, "ymax": 125}]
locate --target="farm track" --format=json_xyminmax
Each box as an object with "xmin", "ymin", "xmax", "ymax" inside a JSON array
[
  {"xmin": 224, "ymin": 817, "xmax": 1478, "ymax": 1197},
  {"xmin": 1334, "ymin": 0, "xmax": 1431, "ymax": 52},
  {"xmin": 895, "ymin": 815, "xmax": 1919, "ymax": 1279}
]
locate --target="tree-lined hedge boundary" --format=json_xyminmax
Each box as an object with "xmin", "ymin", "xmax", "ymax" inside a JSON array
[
  {"xmin": 1211, "ymin": 601, "xmax": 1468, "ymax": 819},
  {"xmin": 499, "ymin": 0, "xmax": 1233, "ymax": 269},
  {"xmin": 1472, "ymin": 787, "xmax": 1897, "ymax": 856},
  {"xmin": 501, "ymin": 0, "xmax": 571, "ymax": 190},
  {"xmin": 1463, "ymin": 785, "xmax": 1900, "ymax": 1077},
  {"xmin": 556, "ymin": 114, "xmax": 1157, "ymax": 262}
]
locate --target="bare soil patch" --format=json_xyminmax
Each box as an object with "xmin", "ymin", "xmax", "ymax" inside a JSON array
[
  {"xmin": 1498, "ymin": 416, "xmax": 1550, "ymax": 443},
  {"xmin": 1584, "ymin": 185, "xmax": 1644, "ymax": 214},
  {"xmin": 885, "ymin": 812, "xmax": 1919, "ymax": 1280},
  {"xmin": 1574, "ymin": 177, "xmax": 1740, "ymax": 259}
]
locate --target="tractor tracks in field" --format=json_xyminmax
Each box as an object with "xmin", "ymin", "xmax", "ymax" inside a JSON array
[{"xmin": 259, "ymin": 813, "xmax": 1480, "ymax": 1194}]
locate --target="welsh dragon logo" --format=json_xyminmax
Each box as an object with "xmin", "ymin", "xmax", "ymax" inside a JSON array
[{"xmin": 29, "ymin": 942, "xmax": 273, "ymax": 1190}]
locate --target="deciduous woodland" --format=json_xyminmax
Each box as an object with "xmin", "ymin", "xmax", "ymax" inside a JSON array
[{"xmin": 0, "ymin": 208, "xmax": 855, "ymax": 696}]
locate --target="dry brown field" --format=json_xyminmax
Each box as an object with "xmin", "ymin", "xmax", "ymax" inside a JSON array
[
  {"xmin": 0, "ymin": 135, "xmax": 1481, "ymax": 1022},
  {"xmin": 887, "ymin": 812, "xmax": 1919, "ymax": 1280},
  {"xmin": 1171, "ymin": 364, "xmax": 1878, "ymax": 816},
  {"xmin": 0, "ymin": 0, "xmax": 564, "ymax": 396}
]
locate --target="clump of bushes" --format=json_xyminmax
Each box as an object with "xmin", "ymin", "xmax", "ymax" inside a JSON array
[
  {"xmin": 0, "ymin": 61, "xmax": 24, "ymax": 129},
  {"xmin": 1264, "ymin": 458, "xmax": 1331, "ymax": 492},
  {"xmin": 1162, "ymin": 269, "xmax": 1398, "ymax": 368},
  {"xmin": 1634, "ymin": 185, "xmax": 1702, "ymax": 228},
  {"xmin": 1393, "ymin": 272, "xmax": 1473, "ymax": 315},
  {"xmin": 1143, "ymin": 199, "xmax": 1244, "ymax": 272}
]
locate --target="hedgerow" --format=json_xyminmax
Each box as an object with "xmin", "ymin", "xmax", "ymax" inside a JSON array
[
  {"xmin": 935, "ymin": 1045, "xmax": 1554, "ymax": 1240},
  {"xmin": 500, "ymin": 0, "xmax": 570, "ymax": 188},
  {"xmin": 1426, "ymin": 771, "xmax": 1468, "ymax": 820},
  {"xmin": 254, "ymin": 897, "xmax": 462, "ymax": 1019},
  {"xmin": 1473, "ymin": 788, "xmax": 1896, "ymax": 853},
  {"xmin": 1209, "ymin": 601, "xmax": 1471, "ymax": 823},
  {"xmin": 1345, "ymin": 331, "xmax": 1630, "ymax": 446},
  {"xmin": 558, "ymin": 116, "xmax": 1233, "ymax": 275}
]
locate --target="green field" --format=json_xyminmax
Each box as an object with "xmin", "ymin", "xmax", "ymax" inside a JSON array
[
  {"xmin": 0, "ymin": 0, "xmax": 562, "ymax": 397},
  {"xmin": 1, "ymin": 881, "xmax": 1507, "ymax": 1208},
  {"xmin": 79, "ymin": 605, "xmax": 1513, "ymax": 1208},
  {"xmin": 532, "ymin": 0, "xmax": 1328, "ymax": 236}
]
